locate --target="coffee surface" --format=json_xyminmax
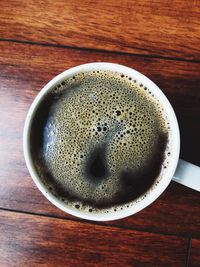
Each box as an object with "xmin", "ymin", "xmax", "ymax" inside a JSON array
[{"xmin": 31, "ymin": 70, "xmax": 169, "ymax": 212}]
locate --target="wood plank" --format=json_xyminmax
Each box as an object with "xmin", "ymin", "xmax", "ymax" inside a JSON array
[
  {"xmin": 0, "ymin": 210, "xmax": 189, "ymax": 267},
  {"xmin": 0, "ymin": 0, "xmax": 199, "ymax": 60},
  {"xmin": 190, "ymin": 239, "xmax": 200, "ymax": 267},
  {"xmin": 0, "ymin": 41, "xmax": 200, "ymax": 236}
]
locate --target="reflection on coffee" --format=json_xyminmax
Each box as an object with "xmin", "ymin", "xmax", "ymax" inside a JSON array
[{"xmin": 30, "ymin": 70, "xmax": 170, "ymax": 213}]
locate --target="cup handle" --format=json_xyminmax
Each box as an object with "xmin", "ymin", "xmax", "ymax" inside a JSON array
[{"xmin": 172, "ymin": 159, "xmax": 200, "ymax": 192}]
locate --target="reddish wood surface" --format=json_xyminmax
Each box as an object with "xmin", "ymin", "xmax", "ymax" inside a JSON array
[
  {"xmin": 0, "ymin": 0, "xmax": 199, "ymax": 60},
  {"xmin": 0, "ymin": 210, "xmax": 188, "ymax": 267},
  {"xmin": 0, "ymin": 1, "xmax": 200, "ymax": 265},
  {"xmin": 0, "ymin": 41, "xmax": 200, "ymax": 239},
  {"xmin": 190, "ymin": 239, "xmax": 200, "ymax": 267}
]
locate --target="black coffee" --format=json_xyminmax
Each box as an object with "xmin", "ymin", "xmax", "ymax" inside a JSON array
[{"xmin": 31, "ymin": 70, "xmax": 169, "ymax": 212}]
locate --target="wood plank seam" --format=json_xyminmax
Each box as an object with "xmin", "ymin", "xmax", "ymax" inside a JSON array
[
  {"xmin": 0, "ymin": 38, "xmax": 200, "ymax": 64},
  {"xmin": 185, "ymin": 238, "xmax": 192, "ymax": 267},
  {"xmin": 0, "ymin": 1, "xmax": 199, "ymax": 61},
  {"xmin": 0, "ymin": 207, "xmax": 194, "ymax": 240},
  {"xmin": 0, "ymin": 209, "xmax": 190, "ymax": 267}
]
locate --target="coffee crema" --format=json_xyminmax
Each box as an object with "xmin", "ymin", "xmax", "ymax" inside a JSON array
[{"xmin": 31, "ymin": 70, "xmax": 170, "ymax": 213}]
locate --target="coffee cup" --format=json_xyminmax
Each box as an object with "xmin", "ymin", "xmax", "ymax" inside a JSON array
[{"xmin": 23, "ymin": 62, "xmax": 200, "ymax": 221}]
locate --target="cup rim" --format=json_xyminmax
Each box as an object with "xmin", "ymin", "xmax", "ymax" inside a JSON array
[{"xmin": 23, "ymin": 62, "xmax": 180, "ymax": 221}]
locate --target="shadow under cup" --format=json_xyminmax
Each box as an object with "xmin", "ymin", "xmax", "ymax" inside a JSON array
[{"xmin": 23, "ymin": 63, "xmax": 180, "ymax": 221}]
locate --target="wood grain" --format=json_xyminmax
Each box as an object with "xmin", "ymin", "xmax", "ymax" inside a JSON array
[
  {"xmin": 0, "ymin": 0, "xmax": 199, "ymax": 60},
  {"xmin": 0, "ymin": 41, "xmax": 200, "ymax": 237},
  {"xmin": 190, "ymin": 239, "xmax": 200, "ymax": 267},
  {"xmin": 0, "ymin": 210, "xmax": 189, "ymax": 267}
]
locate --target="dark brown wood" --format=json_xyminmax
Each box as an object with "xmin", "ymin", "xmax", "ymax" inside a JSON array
[
  {"xmin": 190, "ymin": 239, "xmax": 200, "ymax": 267},
  {"xmin": 0, "ymin": 210, "xmax": 189, "ymax": 267},
  {"xmin": 0, "ymin": 0, "xmax": 199, "ymax": 60},
  {"xmin": 0, "ymin": 41, "xmax": 200, "ymax": 237}
]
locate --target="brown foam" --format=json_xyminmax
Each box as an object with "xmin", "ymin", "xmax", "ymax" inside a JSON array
[{"xmin": 30, "ymin": 70, "xmax": 169, "ymax": 212}]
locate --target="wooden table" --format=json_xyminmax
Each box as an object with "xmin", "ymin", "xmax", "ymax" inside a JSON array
[{"xmin": 0, "ymin": 1, "xmax": 200, "ymax": 266}]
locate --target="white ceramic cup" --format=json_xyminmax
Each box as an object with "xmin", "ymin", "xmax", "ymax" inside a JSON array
[{"xmin": 23, "ymin": 62, "xmax": 200, "ymax": 221}]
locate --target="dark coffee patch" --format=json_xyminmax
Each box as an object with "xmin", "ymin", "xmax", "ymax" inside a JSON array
[
  {"xmin": 118, "ymin": 133, "xmax": 167, "ymax": 203},
  {"xmin": 85, "ymin": 145, "xmax": 109, "ymax": 184}
]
